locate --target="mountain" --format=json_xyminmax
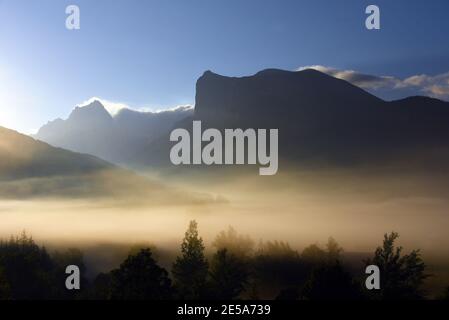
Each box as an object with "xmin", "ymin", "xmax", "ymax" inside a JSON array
[
  {"xmin": 0, "ymin": 126, "xmax": 210, "ymax": 204},
  {"xmin": 194, "ymin": 68, "xmax": 383, "ymax": 127},
  {"xmin": 35, "ymin": 101, "xmax": 193, "ymax": 165},
  {"xmin": 134, "ymin": 68, "xmax": 449, "ymax": 169},
  {"xmin": 35, "ymin": 69, "xmax": 449, "ymax": 171},
  {"xmin": 0, "ymin": 125, "xmax": 112, "ymax": 181}
]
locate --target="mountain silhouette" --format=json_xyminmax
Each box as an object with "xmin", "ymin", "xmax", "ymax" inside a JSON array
[
  {"xmin": 0, "ymin": 126, "xmax": 209, "ymax": 204},
  {"xmin": 35, "ymin": 100, "xmax": 193, "ymax": 165},
  {"xmin": 0, "ymin": 126, "xmax": 112, "ymax": 181},
  {"xmin": 130, "ymin": 69, "xmax": 449, "ymax": 169},
  {"xmin": 36, "ymin": 69, "xmax": 449, "ymax": 170},
  {"xmin": 194, "ymin": 68, "xmax": 383, "ymax": 127}
]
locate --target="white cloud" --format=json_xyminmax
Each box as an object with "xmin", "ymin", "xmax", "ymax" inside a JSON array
[
  {"xmin": 297, "ymin": 65, "xmax": 449, "ymax": 100},
  {"xmin": 402, "ymin": 72, "xmax": 449, "ymax": 98},
  {"xmin": 297, "ymin": 65, "xmax": 399, "ymax": 90},
  {"xmin": 153, "ymin": 105, "xmax": 194, "ymax": 113},
  {"xmin": 78, "ymin": 97, "xmax": 194, "ymax": 116},
  {"xmin": 77, "ymin": 97, "xmax": 130, "ymax": 116}
]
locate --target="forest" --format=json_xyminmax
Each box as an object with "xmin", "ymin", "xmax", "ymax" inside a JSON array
[{"xmin": 0, "ymin": 221, "xmax": 447, "ymax": 301}]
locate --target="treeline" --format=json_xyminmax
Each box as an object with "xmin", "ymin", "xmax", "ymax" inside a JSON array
[{"xmin": 0, "ymin": 222, "xmax": 447, "ymax": 300}]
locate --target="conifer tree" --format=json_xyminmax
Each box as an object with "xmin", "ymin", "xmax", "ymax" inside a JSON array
[{"xmin": 172, "ymin": 220, "xmax": 208, "ymax": 299}]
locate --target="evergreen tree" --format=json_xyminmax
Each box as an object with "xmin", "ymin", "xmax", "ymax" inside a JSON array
[
  {"xmin": 90, "ymin": 272, "xmax": 113, "ymax": 300},
  {"xmin": 209, "ymin": 249, "xmax": 248, "ymax": 299},
  {"xmin": 0, "ymin": 266, "xmax": 10, "ymax": 299},
  {"xmin": 301, "ymin": 244, "xmax": 327, "ymax": 266},
  {"xmin": 172, "ymin": 220, "xmax": 208, "ymax": 299},
  {"xmin": 0, "ymin": 232, "xmax": 56, "ymax": 299},
  {"xmin": 326, "ymin": 237, "xmax": 343, "ymax": 263},
  {"xmin": 52, "ymin": 248, "xmax": 87, "ymax": 299},
  {"xmin": 110, "ymin": 248, "xmax": 172, "ymax": 300},
  {"xmin": 212, "ymin": 227, "xmax": 255, "ymax": 258},
  {"xmin": 301, "ymin": 262, "xmax": 363, "ymax": 300},
  {"xmin": 365, "ymin": 232, "xmax": 429, "ymax": 300},
  {"xmin": 253, "ymin": 241, "xmax": 307, "ymax": 298}
]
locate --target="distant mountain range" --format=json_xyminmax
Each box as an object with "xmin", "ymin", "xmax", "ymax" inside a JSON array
[
  {"xmin": 35, "ymin": 68, "xmax": 449, "ymax": 170},
  {"xmin": 35, "ymin": 101, "xmax": 193, "ymax": 165}
]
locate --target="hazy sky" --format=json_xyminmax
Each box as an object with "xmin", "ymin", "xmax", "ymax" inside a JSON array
[{"xmin": 1, "ymin": 0, "xmax": 449, "ymax": 133}]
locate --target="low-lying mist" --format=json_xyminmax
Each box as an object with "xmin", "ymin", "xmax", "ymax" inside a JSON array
[
  {"xmin": 2, "ymin": 163, "xmax": 449, "ymax": 297},
  {"xmin": 1, "ymin": 165, "xmax": 448, "ymax": 255}
]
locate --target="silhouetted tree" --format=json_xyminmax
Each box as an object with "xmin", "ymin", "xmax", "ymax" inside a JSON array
[
  {"xmin": 301, "ymin": 244, "xmax": 327, "ymax": 266},
  {"xmin": 0, "ymin": 266, "xmax": 10, "ymax": 299},
  {"xmin": 365, "ymin": 232, "xmax": 429, "ymax": 300},
  {"xmin": 209, "ymin": 249, "xmax": 248, "ymax": 299},
  {"xmin": 110, "ymin": 248, "xmax": 172, "ymax": 300},
  {"xmin": 172, "ymin": 220, "xmax": 208, "ymax": 299},
  {"xmin": 252, "ymin": 241, "xmax": 308, "ymax": 298},
  {"xmin": 301, "ymin": 262, "xmax": 363, "ymax": 300},
  {"xmin": 52, "ymin": 248, "xmax": 87, "ymax": 299},
  {"xmin": 212, "ymin": 227, "xmax": 255, "ymax": 258},
  {"xmin": 90, "ymin": 272, "xmax": 113, "ymax": 300},
  {"xmin": 326, "ymin": 237, "xmax": 343, "ymax": 263},
  {"xmin": 127, "ymin": 243, "xmax": 157, "ymax": 257},
  {"xmin": 0, "ymin": 232, "xmax": 56, "ymax": 299}
]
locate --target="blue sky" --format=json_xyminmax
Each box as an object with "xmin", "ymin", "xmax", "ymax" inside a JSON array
[{"xmin": 1, "ymin": 0, "xmax": 449, "ymax": 133}]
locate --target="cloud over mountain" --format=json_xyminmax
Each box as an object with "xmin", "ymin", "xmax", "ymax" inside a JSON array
[
  {"xmin": 77, "ymin": 97, "xmax": 193, "ymax": 116},
  {"xmin": 35, "ymin": 99, "xmax": 193, "ymax": 166},
  {"xmin": 297, "ymin": 65, "xmax": 449, "ymax": 101},
  {"xmin": 35, "ymin": 68, "xmax": 449, "ymax": 172}
]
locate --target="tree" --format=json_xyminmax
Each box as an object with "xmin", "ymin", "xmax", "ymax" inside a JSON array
[
  {"xmin": 301, "ymin": 244, "xmax": 327, "ymax": 266},
  {"xmin": 212, "ymin": 226, "xmax": 255, "ymax": 258},
  {"xmin": 0, "ymin": 232, "xmax": 56, "ymax": 299},
  {"xmin": 301, "ymin": 262, "xmax": 363, "ymax": 300},
  {"xmin": 172, "ymin": 220, "xmax": 208, "ymax": 299},
  {"xmin": 0, "ymin": 266, "xmax": 10, "ymax": 299},
  {"xmin": 110, "ymin": 248, "xmax": 172, "ymax": 300},
  {"xmin": 52, "ymin": 248, "xmax": 87, "ymax": 299},
  {"xmin": 209, "ymin": 249, "xmax": 248, "ymax": 299},
  {"xmin": 253, "ymin": 241, "xmax": 308, "ymax": 298},
  {"xmin": 326, "ymin": 237, "xmax": 343, "ymax": 263},
  {"xmin": 90, "ymin": 272, "xmax": 112, "ymax": 300},
  {"xmin": 365, "ymin": 232, "xmax": 429, "ymax": 300}
]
